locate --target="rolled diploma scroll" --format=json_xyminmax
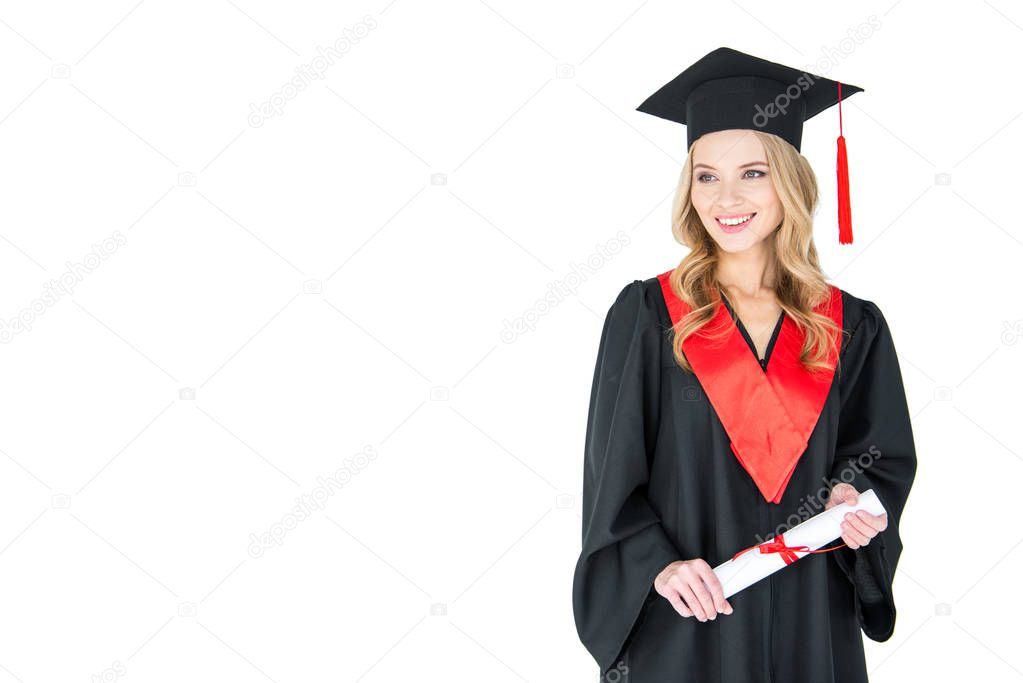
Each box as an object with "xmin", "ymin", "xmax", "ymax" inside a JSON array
[{"xmin": 712, "ymin": 488, "xmax": 887, "ymax": 599}]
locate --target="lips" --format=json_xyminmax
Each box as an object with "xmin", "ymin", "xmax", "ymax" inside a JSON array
[{"xmin": 716, "ymin": 212, "xmax": 756, "ymax": 233}]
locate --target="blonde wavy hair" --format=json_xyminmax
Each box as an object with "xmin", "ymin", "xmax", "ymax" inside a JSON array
[{"xmin": 665, "ymin": 130, "xmax": 844, "ymax": 376}]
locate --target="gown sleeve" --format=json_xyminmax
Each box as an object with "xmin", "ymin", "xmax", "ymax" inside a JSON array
[
  {"xmin": 572, "ymin": 280, "xmax": 683, "ymax": 676},
  {"xmin": 828, "ymin": 299, "xmax": 918, "ymax": 642}
]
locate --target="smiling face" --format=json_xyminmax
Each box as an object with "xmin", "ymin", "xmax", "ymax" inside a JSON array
[{"xmin": 690, "ymin": 129, "xmax": 783, "ymax": 254}]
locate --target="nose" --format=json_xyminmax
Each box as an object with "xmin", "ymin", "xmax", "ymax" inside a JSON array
[{"xmin": 716, "ymin": 178, "xmax": 745, "ymax": 209}]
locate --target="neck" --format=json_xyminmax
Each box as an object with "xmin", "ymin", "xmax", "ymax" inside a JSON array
[{"xmin": 715, "ymin": 242, "xmax": 776, "ymax": 298}]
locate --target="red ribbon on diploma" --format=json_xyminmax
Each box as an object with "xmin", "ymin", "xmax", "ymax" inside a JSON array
[{"xmin": 731, "ymin": 532, "xmax": 848, "ymax": 565}]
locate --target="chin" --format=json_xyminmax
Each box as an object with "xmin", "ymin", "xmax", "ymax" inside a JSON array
[{"xmin": 709, "ymin": 232, "xmax": 762, "ymax": 253}]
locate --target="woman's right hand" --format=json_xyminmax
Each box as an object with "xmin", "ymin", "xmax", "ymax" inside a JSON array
[{"xmin": 654, "ymin": 559, "xmax": 733, "ymax": 621}]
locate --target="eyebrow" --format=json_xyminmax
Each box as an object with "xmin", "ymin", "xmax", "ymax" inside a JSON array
[{"xmin": 692, "ymin": 161, "xmax": 768, "ymax": 171}]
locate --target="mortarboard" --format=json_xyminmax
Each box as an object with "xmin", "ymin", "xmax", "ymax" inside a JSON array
[{"xmin": 636, "ymin": 47, "xmax": 862, "ymax": 244}]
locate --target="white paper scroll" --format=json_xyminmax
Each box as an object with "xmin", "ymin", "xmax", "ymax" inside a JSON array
[{"xmin": 712, "ymin": 489, "xmax": 887, "ymax": 599}]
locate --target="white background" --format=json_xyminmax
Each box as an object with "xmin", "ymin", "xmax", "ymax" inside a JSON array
[{"xmin": 0, "ymin": 1, "xmax": 1019, "ymax": 681}]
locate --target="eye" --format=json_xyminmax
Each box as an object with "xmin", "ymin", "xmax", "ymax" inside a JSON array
[{"xmin": 696, "ymin": 169, "xmax": 767, "ymax": 183}]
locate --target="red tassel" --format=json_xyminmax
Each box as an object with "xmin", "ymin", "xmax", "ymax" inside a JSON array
[
  {"xmin": 837, "ymin": 135, "xmax": 852, "ymax": 244},
  {"xmin": 836, "ymin": 82, "xmax": 853, "ymax": 244}
]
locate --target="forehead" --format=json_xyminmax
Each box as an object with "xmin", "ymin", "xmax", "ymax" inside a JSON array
[{"xmin": 692, "ymin": 130, "xmax": 767, "ymax": 167}]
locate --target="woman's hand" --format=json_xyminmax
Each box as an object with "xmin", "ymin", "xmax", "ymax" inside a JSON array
[
  {"xmin": 825, "ymin": 483, "xmax": 888, "ymax": 549},
  {"xmin": 654, "ymin": 559, "xmax": 733, "ymax": 621}
]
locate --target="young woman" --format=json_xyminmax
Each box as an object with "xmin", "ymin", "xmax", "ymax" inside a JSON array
[{"xmin": 572, "ymin": 49, "xmax": 917, "ymax": 682}]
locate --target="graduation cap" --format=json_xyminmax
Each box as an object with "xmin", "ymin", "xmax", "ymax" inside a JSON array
[{"xmin": 636, "ymin": 47, "xmax": 862, "ymax": 244}]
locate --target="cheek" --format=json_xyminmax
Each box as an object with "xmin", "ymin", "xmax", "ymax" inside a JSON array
[
  {"xmin": 691, "ymin": 185, "xmax": 715, "ymax": 212},
  {"xmin": 750, "ymin": 186, "xmax": 781, "ymax": 211}
]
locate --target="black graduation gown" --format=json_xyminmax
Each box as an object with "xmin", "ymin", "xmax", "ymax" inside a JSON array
[{"xmin": 572, "ymin": 275, "xmax": 917, "ymax": 682}]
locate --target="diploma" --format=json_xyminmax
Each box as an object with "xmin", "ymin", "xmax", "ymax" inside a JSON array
[{"xmin": 712, "ymin": 489, "xmax": 887, "ymax": 599}]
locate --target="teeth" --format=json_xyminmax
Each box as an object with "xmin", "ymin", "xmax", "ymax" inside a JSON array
[{"xmin": 718, "ymin": 214, "xmax": 754, "ymax": 226}]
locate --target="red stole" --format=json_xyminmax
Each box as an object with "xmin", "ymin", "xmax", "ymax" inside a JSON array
[{"xmin": 656, "ymin": 270, "xmax": 843, "ymax": 504}]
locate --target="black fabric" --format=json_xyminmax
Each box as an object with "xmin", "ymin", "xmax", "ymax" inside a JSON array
[
  {"xmin": 572, "ymin": 278, "xmax": 917, "ymax": 682},
  {"xmin": 635, "ymin": 47, "xmax": 864, "ymax": 152},
  {"xmin": 718, "ymin": 289, "xmax": 785, "ymax": 372}
]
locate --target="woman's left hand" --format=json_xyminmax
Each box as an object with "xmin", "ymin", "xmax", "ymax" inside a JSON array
[{"xmin": 825, "ymin": 483, "xmax": 888, "ymax": 549}]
